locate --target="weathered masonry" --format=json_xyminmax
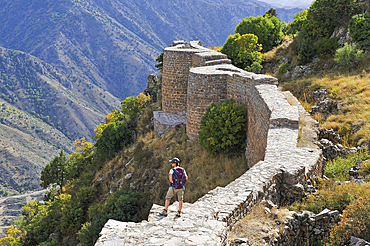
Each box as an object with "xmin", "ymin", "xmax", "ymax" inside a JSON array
[{"xmin": 156, "ymin": 40, "xmax": 279, "ymax": 167}]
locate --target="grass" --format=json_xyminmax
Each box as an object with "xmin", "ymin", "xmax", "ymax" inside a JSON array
[
  {"xmin": 324, "ymin": 150, "xmax": 370, "ymax": 181},
  {"xmin": 228, "ymin": 203, "xmax": 290, "ymax": 245},
  {"xmin": 280, "ymin": 58, "xmax": 370, "ymax": 147},
  {"xmin": 287, "ymin": 181, "xmax": 370, "ymax": 214}
]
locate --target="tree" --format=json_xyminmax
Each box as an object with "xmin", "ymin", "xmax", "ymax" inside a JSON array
[
  {"xmin": 198, "ymin": 99, "xmax": 247, "ymax": 156},
  {"xmin": 121, "ymin": 93, "xmax": 150, "ymax": 120},
  {"xmin": 219, "ymin": 33, "xmax": 264, "ymax": 73},
  {"xmin": 350, "ymin": 13, "xmax": 370, "ymax": 50},
  {"xmin": 40, "ymin": 150, "xmax": 68, "ymax": 194},
  {"xmin": 235, "ymin": 15, "xmax": 283, "ymax": 52},
  {"xmin": 78, "ymin": 188, "xmax": 142, "ymax": 245},
  {"xmin": 287, "ymin": 10, "xmax": 308, "ymax": 35},
  {"xmin": 264, "ymin": 8, "xmax": 277, "ymax": 17},
  {"xmin": 0, "ymin": 225, "xmax": 25, "ymax": 246},
  {"xmin": 307, "ymin": 0, "xmax": 362, "ymax": 39},
  {"xmin": 95, "ymin": 120, "xmax": 134, "ymax": 161}
]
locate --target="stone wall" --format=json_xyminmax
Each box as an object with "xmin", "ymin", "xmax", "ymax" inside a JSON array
[
  {"xmin": 186, "ymin": 64, "xmax": 272, "ymax": 166},
  {"xmin": 95, "ymin": 78, "xmax": 324, "ymax": 246}
]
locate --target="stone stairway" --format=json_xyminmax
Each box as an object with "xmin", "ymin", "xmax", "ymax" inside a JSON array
[{"xmin": 95, "ymin": 82, "xmax": 323, "ymax": 246}]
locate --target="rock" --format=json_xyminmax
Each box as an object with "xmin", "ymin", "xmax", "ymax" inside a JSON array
[
  {"xmin": 292, "ymin": 65, "xmax": 312, "ymax": 79},
  {"xmin": 124, "ymin": 173, "xmax": 133, "ymax": 179},
  {"xmin": 231, "ymin": 238, "xmax": 249, "ymax": 244},
  {"xmin": 350, "ymin": 237, "xmax": 370, "ymax": 246},
  {"xmin": 314, "ymin": 208, "xmax": 331, "ymax": 221}
]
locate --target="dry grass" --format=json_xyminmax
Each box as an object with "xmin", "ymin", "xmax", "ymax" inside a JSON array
[
  {"xmin": 264, "ymin": 36, "xmax": 294, "ymax": 61},
  {"xmin": 91, "ymin": 106, "xmax": 249, "ymax": 218},
  {"xmin": 228, "ymin": 204, "xmax": 291, "ymax": 245},
  {"xmin": 281, "ymin": 62, "xmax": 370, "ymax": 147}
]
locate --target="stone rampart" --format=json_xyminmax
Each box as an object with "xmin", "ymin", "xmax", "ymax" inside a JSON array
[{"xmin": 95, "ymin": 79, "xmax": 323, "ymax": 246}]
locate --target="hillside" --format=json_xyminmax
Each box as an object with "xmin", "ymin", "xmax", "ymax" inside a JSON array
[
  {"xmin": 0, "ymin": 0, "xmax": 303, "ymax": 100},
  {"xmin": 0, "ymin": 46, "xmax": 121, "ymax": 194}
]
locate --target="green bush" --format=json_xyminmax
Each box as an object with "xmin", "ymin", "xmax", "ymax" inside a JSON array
[
  {"xmin": 315, "ymin": 37, "xmax": 339, "ymax": 60},
  {"xmin": 60, "ymin": 186, "xmax": 96, "ymax": 235},
  {"xmin": 324, "ymin": 150, "xmax": 370, "ymax": 181},
  {"xmin": 297, "ymin": 35, "xmax": 316, "ymax": 65},
  {"xmin": 350, "ymin": 13, "xmax": 370, "ymax": 50},
  {"xmin": 219, "ymin": 33, "xmax": 264, "ymax": 73},
  {"xmin": 287, "ymin": 10, "xmax": 307, "ymax": 35},
  {"xmin": 95, "ymin": 120, "xmax": 134, "ymax": 162},
  {"xmin": 278, "ymin": 62, "xmax": 289, "ymax": 75},
  {"xmin": 334, "ymin": 43, "xmax": 365, "ymax": 69},
  {"xmin": 78, "ymin": 188, "xmax": 142, "ymax": 246},
  {"xmin": 235, "ymin": 15, "xmax": 283, "ymax": 52},
  {"xmin": 198, "ymin": 99, "xmax": 247, "ymax": 156}
]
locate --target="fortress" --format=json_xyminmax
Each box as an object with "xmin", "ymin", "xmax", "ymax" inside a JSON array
[
  {"xmin": 95, "ymin": 41, "xmax": 323, "ymax": 245},
  {"xmin": 155, "ymin": 40, "xmax": 279, "ymax": 167}
]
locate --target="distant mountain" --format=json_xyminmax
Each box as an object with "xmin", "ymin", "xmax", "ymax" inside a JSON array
[
  {"xmin": 0, "ymin": 0, "xmax": 303, "ymax": 100},
  {"xmin": 0, "ymin": 0, "xmax": 305, "ymax": 194},
  {"xmin": 259, "ymin": 0, "xmax": 314, "ymax": 8}
]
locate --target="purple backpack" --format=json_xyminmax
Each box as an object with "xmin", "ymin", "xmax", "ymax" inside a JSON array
[{"xmin": 171, "ymin": 167, "xmax": 186, "ymax": 189}]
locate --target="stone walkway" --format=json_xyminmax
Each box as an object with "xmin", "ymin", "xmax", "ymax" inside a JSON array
[{"xmin": 95, "ymin": 83, "xmax": 323, "ymax": 246}]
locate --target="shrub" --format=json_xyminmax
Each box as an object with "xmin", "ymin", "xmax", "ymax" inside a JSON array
[
  {"xmin": 95, "ymin": 120, "xmax": 134, "ymax": 162},
  {"xmin": 287, "ymin": 10, "xmax": 308, "ymax": 35},
  {"xmin": 328, "ymin": 196, "xmax": 370, "ymax": 245},
  {"xmin": 198, "ymin": 99, "xmax": 247, "ymax": 156},
  {"xmin": 324, "ymin": 150, "xmax": 370, "ymax": 181},
  {"xmin": 315, "ymin": 37, "xmax": 339, "ymax": 60},
  {"xmin": 350, "ymin": 13, "xmax": 370, "ymax": 50},
  {"xmin": 219, "ymin": 33, "xmax": 264, "ymax": 73},
  {"xmin": 334, "ymin": 43, "xmax": 365, "ymax": 69},
  {"xmin": 287, "ymin": 181, "xmax": 370, "ymax": 214},
  {"xmin": 235, "ymin": 15, "xmax": 284, "ymax": 52},
  {"xmin": 278, "ymin": 62, "xmax": 289, "ymax": 75},
  {"xmin": 77, "ymin": 188, "xmax": 142, "ymax": 246},
  {"xmin": 359, "ymin": 160, "xmax": 370, "ymax": 177}
]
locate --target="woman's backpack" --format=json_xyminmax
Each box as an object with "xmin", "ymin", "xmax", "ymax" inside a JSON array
[{"xmin": 171, "ymin": 167, "xmax": 187, "ymax": 189}]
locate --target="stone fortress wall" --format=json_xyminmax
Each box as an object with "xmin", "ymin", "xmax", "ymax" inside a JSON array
[
  {"xmin": 160, "ymin": 41, "xmax": 278, "ymax": 167},
  {"xmin": 95, "ymin": 41, "xmax": 323, "ymax": 245}
]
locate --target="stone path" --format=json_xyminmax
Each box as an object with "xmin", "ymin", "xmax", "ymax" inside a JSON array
[{"xmin": 95, "ymin": 83, "xmax": 322, "ymax": 246}]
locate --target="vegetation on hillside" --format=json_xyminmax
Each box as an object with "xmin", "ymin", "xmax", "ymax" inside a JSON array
[
  {"xmin": 0, "ymin": 84, "xmax": 249, "ymax": 245},
  {"xmin": 259, "ymin": 0, "xmax": 370, "ymax": 245}
]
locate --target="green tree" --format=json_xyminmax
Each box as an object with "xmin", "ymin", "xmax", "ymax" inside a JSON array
[
  {"xmin": 287, "ymin": 10, "xmax": 308, "ymax": 35},
  {"xmin": 78, "ymin": 188, "xmax": 142, "ymax": 246},
  {"xmin": 95, "ymin": 120, "xmax": 134, "ymax": 162},
  {"xmin": 198, "ymin": 99, "xmax": 247, "ymax": 156},
  {"xmin": 17, "ymin": 195, "xmax": 69, "ymax": 246},
  {"xmin": 350, "ymin": 13, "xmax": 370, "ymax": 50},
  {"xmin": 334, "ymin": 43, "xmax": 364, "ymax": 69},
  {"xmin": 307, "ymin": 0, "xmax": 362, "ymax": 39},
  {"xmin": 264, "ymin": 8, "xmax": 277, "ymax": 17},
  {"xmin": 235, "ymin": 15, "xmax": 283, "ymax": 52},
  {"xmin": 219, "ymin": 33, "xmax": 264, "ymax": 73},
  {"xmin": 40, "ymin": 149, "xmax": 68, "ymax": 194}
]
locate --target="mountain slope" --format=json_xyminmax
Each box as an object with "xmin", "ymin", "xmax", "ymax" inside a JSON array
[
  {"xmin": 0, "ymin": 46, "xmax": 121, "ymax": 142},
  {"xmin": 0, "ymin": 47, "xmax": 121, "ymax": 193}
]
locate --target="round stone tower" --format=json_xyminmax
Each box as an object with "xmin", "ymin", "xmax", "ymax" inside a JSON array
[
  {"xmin": 162, "ymin": 45, "xmax": 198, "ymax": 116},
  {"xmin": 186, "ymin": 66, "xmax": 229, "ymax": 140}
]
